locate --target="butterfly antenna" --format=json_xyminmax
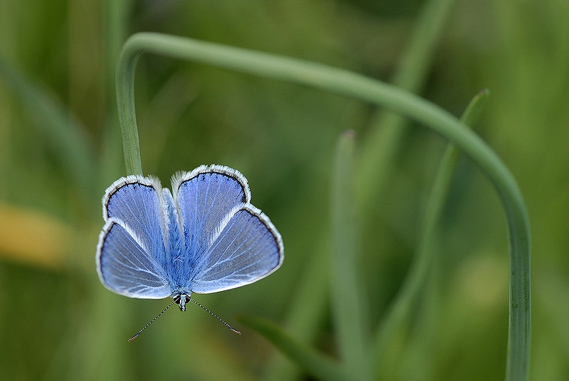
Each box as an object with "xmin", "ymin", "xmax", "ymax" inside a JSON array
[
  {"xmin": 128, "ymin": 300, "xmax": 176, "ymax": 342},
  {"xmin": 189, "ymin": 297, "xmax": 241, "ymax": 335}
]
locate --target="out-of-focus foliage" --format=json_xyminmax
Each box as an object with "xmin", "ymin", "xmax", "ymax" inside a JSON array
[{"xmin": 0, "ymin": 0, "xmax": 566, "ymax": 380}]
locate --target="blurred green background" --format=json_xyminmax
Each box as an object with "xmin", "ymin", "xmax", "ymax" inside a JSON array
[{"xmin": 0, "ymin": 0, "xmax": 567, "ymax": 379}]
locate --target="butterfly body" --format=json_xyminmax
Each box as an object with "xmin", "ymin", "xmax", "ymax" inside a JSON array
[{"xmin": 96, "ymin": 165, "xmax": 284, "ymax": 311}]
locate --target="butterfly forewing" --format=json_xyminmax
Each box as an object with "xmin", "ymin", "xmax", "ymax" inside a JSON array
[{"xmin": 105, "ymin": 177, "xmax": 167, "ymax": 259}]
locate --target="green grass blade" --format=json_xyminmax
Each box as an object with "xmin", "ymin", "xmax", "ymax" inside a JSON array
[
  {"xmin": 330, "ymin": 130, "xmax": 371, "ymax": 381},
  {"xmin": 461, "ymin": 89, "xmax": 490, "ymax": 127},
  {"xmin": 236, "ymin": 315, "xmax": 347, "ymax": 381},
  {"xmin": 115, "ymin": 44, "xmax": 143, "ymax": 176},
  {"xmin": 372, "ymin": 89, "xmax": 490, "ymax": 377}
]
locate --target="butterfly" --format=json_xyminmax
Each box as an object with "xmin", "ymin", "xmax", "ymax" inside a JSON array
[{"xmin": 96, "ymin": 165, "xmax": 284, "ymax": 328}]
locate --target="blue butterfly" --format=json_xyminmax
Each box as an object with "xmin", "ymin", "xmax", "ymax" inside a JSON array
[{"xmin": 96, "ymin": 165, "xmax": 284, "ymax": 317}]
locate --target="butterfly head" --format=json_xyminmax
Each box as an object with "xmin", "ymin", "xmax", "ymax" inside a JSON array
[{"xmin": 173, "ymin": 293, "xmax": 191, "ymax": 311}]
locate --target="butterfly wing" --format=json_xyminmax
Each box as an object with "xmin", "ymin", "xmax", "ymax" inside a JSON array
[
  {"xmin": 96, "ymin": 176, "xmax": 171, "ymax": 299},
  {"xmin": 172, "ymin": 165, "xmax": 283, "ymax": 294},
  {"xmin": 172, "ymin": 165, "xmax": 250, "ymax": 254},
  {"xmin": 190, "ymin": 206, "xmax": 284, "ymax": 293},
  {"xmin": 171, "ymin": 165, "xmax": 249, "ymax": 278}
]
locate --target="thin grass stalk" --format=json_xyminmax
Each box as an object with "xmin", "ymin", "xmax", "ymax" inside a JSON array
[{"xmin": 331, "ymin": 130, "xmax": 371, "ymax": 380}]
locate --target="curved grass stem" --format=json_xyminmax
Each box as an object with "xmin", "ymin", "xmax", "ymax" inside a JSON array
[{"xmin": 115, "ymin": 32, "xmax": 530, "ymax": 381}]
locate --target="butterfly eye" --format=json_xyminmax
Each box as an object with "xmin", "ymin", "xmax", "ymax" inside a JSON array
[{"xmin": 173, "ymin": 294, "xmax": 190, "ymax": 305}]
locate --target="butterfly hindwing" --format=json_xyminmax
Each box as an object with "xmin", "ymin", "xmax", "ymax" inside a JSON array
[
  {"xmin": 97, "ymin": 219, "xmax": 170, "ymax": 298},
  {"xmin": 190, "ymin": 206, "xmax": 284, "ymax": 293}
]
